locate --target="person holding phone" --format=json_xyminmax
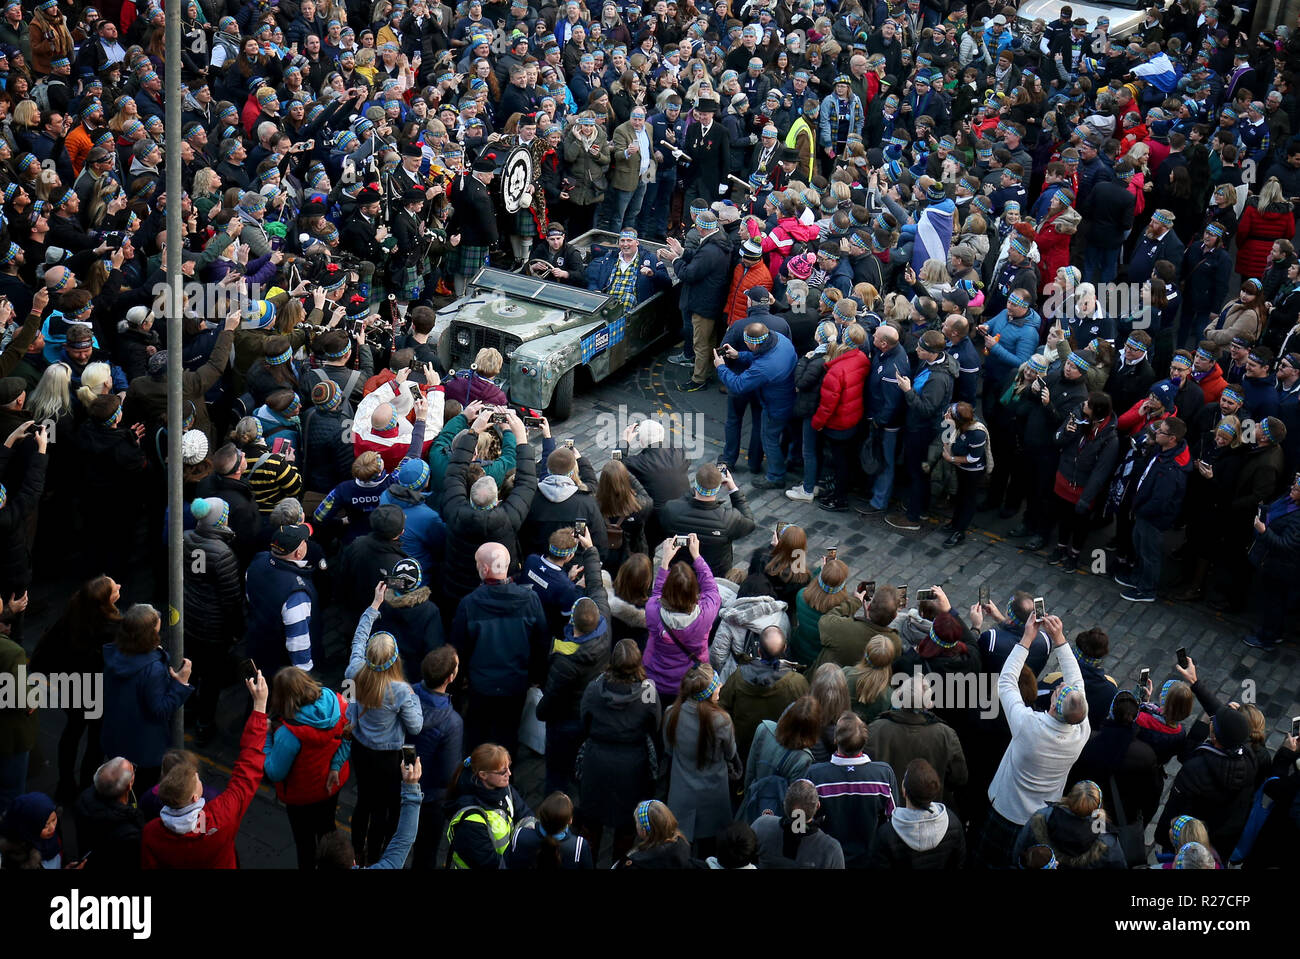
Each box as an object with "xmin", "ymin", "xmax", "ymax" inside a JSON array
[
  {"xmin": 140, "ymin": 669, "xmax": 269, "ymax": 870},
  {"xmin": 262, "ymin": 667, "xmax": 352, "ymax": 870},
  {"xmin": 343, "ymin": 582, "xmax": 423, "ymax": 866},
  {"xmin": 1243, "ymin": 471, "xmax": 1300, "ymax": 648},
  {"xmin": 644, "ymin": 533, "xmax": 720, "ymax": 703}
]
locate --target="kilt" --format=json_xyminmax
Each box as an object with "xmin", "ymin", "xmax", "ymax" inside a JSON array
[
  {"xmin": 514, "ymin": 206, "xmax": 538, "ymax": 238},
  {"xmin": 446, "ymin": 242, "xmax": 489, "ymax": 277},
  {"xmin": 391, "ymin": 263, "xmax": 425, "ymax": 300}
]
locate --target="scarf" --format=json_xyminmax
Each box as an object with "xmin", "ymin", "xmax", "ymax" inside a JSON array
[{"xmin": 160, "ymin": 797, "xmax": 206, "ymax": 835}]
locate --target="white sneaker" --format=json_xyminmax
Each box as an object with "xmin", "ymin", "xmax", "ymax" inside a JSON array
[{"xmin": 785, "ymin": 485, "xmax": 818, "ymax": 501}]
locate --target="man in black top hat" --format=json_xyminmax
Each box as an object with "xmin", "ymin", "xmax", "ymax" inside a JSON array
[
  {"xmin": 390, "ymin": 141, "xmax": 426, "ymax": 198},
  {"xmin": 526, "ymin": 221, "xmax": 587, "ymax": 287},
  {"xmin": 392, "ymin": 186, "xmax": 432, "ymax": 302},
  {"xmin": 341, "ymin": 184, "xmax": 390, "ymax": 265},
  {"xmin": 682, "ymin": 97, "xmax": 732, "ymax": 209},
  {"xmin": 446, "ymin": 151, "xmax": 499, "ymax": 294}
]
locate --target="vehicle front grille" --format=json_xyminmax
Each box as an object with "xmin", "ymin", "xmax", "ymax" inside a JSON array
[{"xmin": 450, "ymin": 325, "xmax": 522, "ymax": 365}]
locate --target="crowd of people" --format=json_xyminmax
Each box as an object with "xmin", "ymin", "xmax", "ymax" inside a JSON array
[{"xmin": 0, "ymin": 0, "xmax": 1298, "ymax": 871}]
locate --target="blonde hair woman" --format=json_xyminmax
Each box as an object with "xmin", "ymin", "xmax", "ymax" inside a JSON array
[
  {"xmin": 28, "ymin": 361, "xmax": 73, "ymax": 427},
  {"xmin": 1013, "ymin": 778, "xmax": 1127, "ymax": 868},
  {"xmin": 343, "ymin": 581, "xmax": 422, "ymax": 866},
  {"xmin": 844, "ymin": 635, "xmax": 899, "ymax": 723},
  {"xmin": 75, "ymin": 361, "xmax": 114, "ymax": 408}
]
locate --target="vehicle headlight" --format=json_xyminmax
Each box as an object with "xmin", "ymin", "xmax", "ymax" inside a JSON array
[{"xmin": 456, "ymin": 329, "xmax": 470, "ymax": 347}]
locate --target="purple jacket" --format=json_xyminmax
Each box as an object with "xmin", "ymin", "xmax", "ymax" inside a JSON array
[
  {"xmin": 442, "ymin": 370, "xmax": 508, "ymax": 407},
  {"xmin": 644, "ymin": 556, "xmax": 721, "ymax": 699}
]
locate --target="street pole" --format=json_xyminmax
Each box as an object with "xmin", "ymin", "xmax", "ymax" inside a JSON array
[{"xmin": 165, "ymin": 1, "xmax": 185, "ymax": 748}]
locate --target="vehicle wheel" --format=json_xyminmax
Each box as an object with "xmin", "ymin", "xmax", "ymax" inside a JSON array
[
  {"xmin": 547, "ymin": 368, "xmax": 574, "ymax": 422},
  {"xmin": 437, "ymin": 327, "xmax": 452, "ymax": 371}
]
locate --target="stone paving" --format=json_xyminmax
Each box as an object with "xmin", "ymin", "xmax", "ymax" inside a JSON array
[{"xmin": 19, "ymin": 349, "xmax": 1299, "ymax": 866}]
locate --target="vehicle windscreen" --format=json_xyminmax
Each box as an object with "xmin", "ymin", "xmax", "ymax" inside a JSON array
[{"xmin": 471, "ymin": 268, "xmax": 610, "ymax": 314}]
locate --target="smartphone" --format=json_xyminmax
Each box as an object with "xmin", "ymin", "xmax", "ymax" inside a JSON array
[
  {"xmin": 564, "ymin": 439, "xmax": 575, "ymax": 449},
  {"xmin": 573, "ymin": 519, "xmax": 587, "ymax": 536},
  {"xmin": 1257, "ymin": 502, "xmax": 1268, "ymax": 522},
  {"xmin": 612, "ymin": 448, "xmax": 622, "ymax": 460},
  {"xmin": 978, "ymin": 584, "xmax": 991, "ymax": 605},
  {"xmin": 239, "ymin": 658, "xmax": 257, "ymax": 681},
  {"xmin": 401, "ymin": 744, "xmax": 417, "ymax": 767},
  {"xmin": 716, "ymin": 462, "xmax": 730, "ymax": 475},
  {"xmin": 1139, "ymin": 667, "xmax": 1150, "ymax": 702},
  {"xmin": 673, "ymin": 535, "xmax": 688, "ymax": 548},
  {"xmin": 1033, "ymin": 596, "xmax": 1046, "ymax": 618},
  {"xmin": 491, "ymin": 411, "xmax": 507, "ymax": 424},
  {"xmin": 1176, "ymin": 646, "xmax": 1189, "ymax": 669},
  {"xmin": 917, "ymin": 587, "xmax": 936, "ymax": 603},
  {"xmin": 1292, "ymin": 716, "xmax": 1300, "ymax": 737},
  {"xmin": 897, "ymin": 585, "xmax": 908, "ymax": 606},
  {"xmin": 857, "ymin": 580, "xmax": 874, "ymax": 599},
  {"xmin": 826, "ymin": 545, "xmax": 837, "ymax": 560}
]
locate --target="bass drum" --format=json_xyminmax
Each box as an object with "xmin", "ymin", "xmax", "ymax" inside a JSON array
[{"xmin": 500, "ymin": 144, "xmax": 534, "ymax": 214}]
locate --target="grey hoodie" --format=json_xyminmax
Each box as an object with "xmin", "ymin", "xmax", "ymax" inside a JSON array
[
  {"xmin": 890, "ymin": 803, "xmax": 953, "ymax": 853},
  {"xmin": 538, "ymin": 474, "xmax": 580, "ymax": 503}
]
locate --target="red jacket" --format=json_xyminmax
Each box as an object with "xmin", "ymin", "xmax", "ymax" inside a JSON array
[
  {"xmin": 141, "ymin": 711, "xmax": 267, "ymax": 870},
  {"xmin": 1234, "ymin": 203, "xmax": 1296, "ymax": 279},
  {"xmin": 812, "ymin": 348, "xmax": 870, "ymax": 431},
  {"xmin": 1116, "ymin": 398, "xmax": 1173, "ymax": 437},
  {"xmin": 1191, "ymin": 363, "xmax": 1227, "ymax": 405},
  {"xmin": 1034, "ymin": 212, "xmax": 1074, "ymax": 296},
  {"xmin": 724, "ymin": 261, "xmax": 773, "ymax": 327},
  {"xmin": 274, "ymin": 689, "xmax": 351, "ymax": 807}
]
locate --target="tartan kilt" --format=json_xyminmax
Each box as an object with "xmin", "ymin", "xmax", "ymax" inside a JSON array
[
  {"xmin": 391, "ymin": 262, "xmax": 425, "ymax": 300},
  {"xmin": 515, "ymin": 206, "xmax": 539, "ymax": 238},
  {"xmin": 446, "ymin": 242, "xmax": 490, "ymax": 277}
]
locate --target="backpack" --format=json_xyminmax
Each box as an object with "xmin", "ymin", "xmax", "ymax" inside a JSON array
[
  {"xmin": 605, "ymin": 515, "xmax": 625, "ymax": 551},
  {"xmin": 735, "ymin": 723, "xmax": 810, "ymax": 824}
]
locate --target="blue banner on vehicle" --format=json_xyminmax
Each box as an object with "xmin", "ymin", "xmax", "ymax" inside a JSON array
[{"xmin": 580, "ymin": 316, "xmax": 626, "ymax": 363}]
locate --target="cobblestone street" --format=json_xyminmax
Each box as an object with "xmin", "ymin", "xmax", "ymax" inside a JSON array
[{"xmin": 21, "ymin": 351, "xmax": 1299, "ymax": 866}]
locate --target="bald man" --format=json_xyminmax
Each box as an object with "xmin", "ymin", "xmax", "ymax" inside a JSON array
[
  {"xmin": 857, "ymin": 324, "xmax": 911, "ymax": 515},
  {"xmin": 450, "ymin": 540, "xmax": 549, "ymax": 754},
  {"xmin": 713, "ymin": 321, "xmax": 797, "ymax": 489}
]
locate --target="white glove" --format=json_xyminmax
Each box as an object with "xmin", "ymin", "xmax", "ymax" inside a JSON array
[
  {"xmin": 748, "ymin": 133, "xmax": 758, "ymax": 144},
  {"xmin": 718, "ymin": 184, "xmax": 728, "ymax": 195}
]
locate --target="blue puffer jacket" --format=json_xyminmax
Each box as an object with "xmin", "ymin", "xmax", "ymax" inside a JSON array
[
  {"xmin": 716, "ymin": 332, "xmax": 797, "ymax": 420},
  {"xmin": 983, "ymin": 308, "xmax": 1041, "ymax": 385},
  {"xmin": 101, "ymin": 645, "xmax": 194, "ymax": 768},
  {"xmin": 378, "ymin": 486, "xmax": 448, "ymax": 584}
]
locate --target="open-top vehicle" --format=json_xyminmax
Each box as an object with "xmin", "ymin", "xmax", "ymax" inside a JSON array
[{"xmin": 436, "ymin": 230, "xmax": 680, "ymax": 420}]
